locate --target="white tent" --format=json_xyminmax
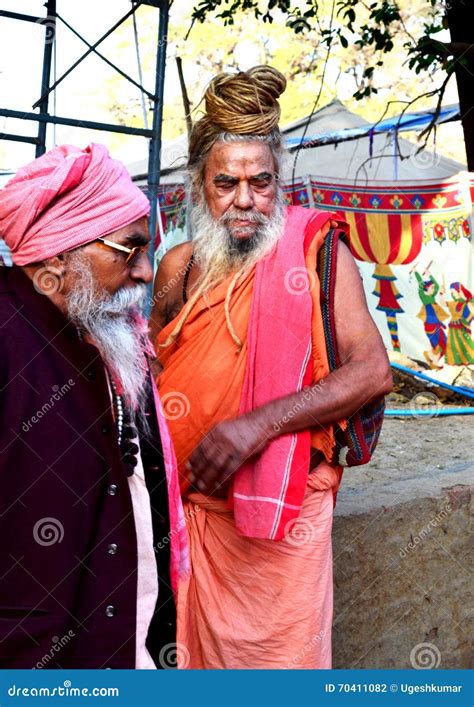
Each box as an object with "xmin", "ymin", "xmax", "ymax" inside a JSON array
[{"xmin": 128, "ymin": 99, "xmax": 466, "ymax": 186}]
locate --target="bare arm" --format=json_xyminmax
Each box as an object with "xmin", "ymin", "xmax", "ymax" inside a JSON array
[
  {"xmin": 149, "ymin": 243, "xmax": 192, "ymax": 343},
  {"xmin": 149, "ymin": 242, "xmax": 193, "ymax": 377},
  {"xmin": 187, "ymin": 241, "xmax": 392, "ymax": 492}
]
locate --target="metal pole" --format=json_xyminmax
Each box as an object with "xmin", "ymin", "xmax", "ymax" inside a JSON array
[
  {"xmin": 36, "ymin": 0, "xmax": 56, "ymax": 157},
  {"xmin": 0, "ymin": 109, "xmax": 154, "ymax": 138},
  {"xmin": 147, "ymin": 0, "xmax": 169, "ymax": 302}
]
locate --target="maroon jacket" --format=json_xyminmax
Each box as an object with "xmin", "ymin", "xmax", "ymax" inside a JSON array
[{"xmin": 0, "ymin": 266, "xmax": 175, "ymax": 668}]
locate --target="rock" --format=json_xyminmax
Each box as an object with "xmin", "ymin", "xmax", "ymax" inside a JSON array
[
  {"xmin": 386, "ymin": 392, "xmax": 410, "ymax": 404},
  {"xmin": 453, "ymin": 366, "xmax": 474, "ymax": 390},
  {"xmin": 388, "ymin": 350, "xmax": 424, "ymax": 371}
]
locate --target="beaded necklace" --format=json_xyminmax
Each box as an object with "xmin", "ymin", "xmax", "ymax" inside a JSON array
[
  {"xmin": 108, "ymin": 373, "xmax": 124, "ymax": 445},
  {"xmin": 106, "ymin": 369, "xmax": 139, "ymax": 477}
]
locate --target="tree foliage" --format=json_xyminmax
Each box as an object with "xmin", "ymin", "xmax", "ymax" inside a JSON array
[{"xmin": 190, "ymin": 0, "xmax": 449, "ymax": 100}]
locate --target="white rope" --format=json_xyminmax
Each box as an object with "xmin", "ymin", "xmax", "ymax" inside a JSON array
[
  {"xmin": 52, "ymin": 36, "xmax": 57, "ymax": 146},
  {"xmin": 132, "ymin": 5, "xmax": 149, "ymax": 131}
]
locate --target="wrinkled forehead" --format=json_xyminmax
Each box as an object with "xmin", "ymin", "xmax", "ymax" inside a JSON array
[{"xmin": 204, "ymin": 141, "xmax": 276, "ymax": 179}]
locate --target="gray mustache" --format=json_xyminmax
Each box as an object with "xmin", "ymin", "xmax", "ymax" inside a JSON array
[
  {"xmin": 221, "ymin": 209, "xmax": 268, "ymax": 225},
  {"xmin": 101, "ymin": 284, "xmax": 147, "ymax": 315}
]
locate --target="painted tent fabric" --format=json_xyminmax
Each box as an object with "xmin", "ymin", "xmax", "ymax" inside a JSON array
[{"xmin": 282, "ymin": 172, "xmax": 474, "ymax": 370}]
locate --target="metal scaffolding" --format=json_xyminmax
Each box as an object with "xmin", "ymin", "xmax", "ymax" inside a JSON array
[{"xmin": 0, "ymin": 0, "xmax": 170, "ymax": 259}]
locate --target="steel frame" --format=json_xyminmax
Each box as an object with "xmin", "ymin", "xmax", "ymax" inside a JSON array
[{"xmin": 0, "ymin": 0, "xmax": 170, "ymax": 267}]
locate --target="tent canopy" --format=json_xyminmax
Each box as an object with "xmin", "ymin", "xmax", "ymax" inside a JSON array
[
  {"xmin": 286, "ymin": 104, "xmax": 460, "ymax": 149},
  {"xmin": 129, "ymin": 100, "xmax": 466, "ymax": 187}
]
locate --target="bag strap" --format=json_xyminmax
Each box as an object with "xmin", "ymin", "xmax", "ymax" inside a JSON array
[{"xmin": 317, "ymin": 228, "xmax": 346, "ymax": 371}]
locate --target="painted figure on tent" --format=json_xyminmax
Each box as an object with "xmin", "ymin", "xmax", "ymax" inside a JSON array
[
  {"xmin": 443, "ymin": 282, "xmax": 474, "ymax": 365},
  {"xmin": 150, "ymin": 65, "xmax": 392, "ymax": 669},
  {"xmin": 414, "ymin": 269, "xmax": 449, "ymax": 369}
]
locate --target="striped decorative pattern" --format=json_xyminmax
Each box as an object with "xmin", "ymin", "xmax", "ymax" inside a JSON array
[{"xmin": 317, "ymin": 228, "xmax": 386, "ymax": 466}]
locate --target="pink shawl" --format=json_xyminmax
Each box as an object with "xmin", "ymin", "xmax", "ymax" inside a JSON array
[{"xmin": 231, "ymin": 206, "xmax": 333, "ymax": 540}]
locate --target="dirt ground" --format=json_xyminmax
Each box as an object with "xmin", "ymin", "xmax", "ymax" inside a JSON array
[{"xmin": 335, "ymin": 413, "xmax": 474, "ymax": 516}]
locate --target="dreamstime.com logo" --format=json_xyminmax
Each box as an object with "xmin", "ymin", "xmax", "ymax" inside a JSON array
[
  {"xmin": 34, "ymin": 15, "xmax": 56, "ymax": 45},
  {"xmin": 273, "ymin": 381, "xmax": 325, "ymax": 433},
  {"xmin": 410, "ymin": 642, "xmax": 441, "ymax": 669},
  {"xmin": 155, "ymin": 505, "xmax": 200, "ymax": 551},
  {"xmin": 409, "ymin": 144, "xmax": 441, "ymax": 171},
  {"xmin": 408, "ymin": 391, "xmax": 441, "ymax": 418},
  {"xmin": 284, "ymin": 266, "xmax": 317, "ymax": 296},
  {"xmin": 283, "ymin": 517, "xmax": 316, "ymax": 547},
  {"xmin": 399, "ymin": 502, "xmax": 451, "ymax": 558},
  {"xmin": 146, "ymin": 263, "xmax": 189, "ymax": 309},
  {"xmin": 33, "ymin": 517, "xmax": 65, "ymax": 547},
  {"xmin": 158, "ymin": 642, "xmax": 191, "ymax": 669},
  {"xmin": 161, "ymin": 391, "xmax": 190, "ymax": 420},
  {"xmin": 32, "ymin": 266, "xmax": 64, "ymax": 296},
  {"xmin": 8, "ymin": 680, "xmax": 119, "ymax": 698},
  {"xmin": 286, "ymin": 629, "xmax": 325, "ymax": 668},
  {"xmin": 33, "ymin": 631, "xmax": 76, "ymax": 669},
  {"xmin": 22, "ymin": 380, "xmax": 75, "ymax": 432}
]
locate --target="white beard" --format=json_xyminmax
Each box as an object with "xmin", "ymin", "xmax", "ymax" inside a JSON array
[
  {"xmin": 65, "ymin": 252, "xmax": 149, "ymax": 424},
  {"xmin": 189, "ymin": 189, "xmax": 286, "ymax": 291}
]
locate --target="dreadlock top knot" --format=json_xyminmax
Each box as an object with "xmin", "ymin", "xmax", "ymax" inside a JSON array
[
  {"xmin": 204, "ymin": 65, "xmax": 286, "ymax": 134},
  {"xmin": 188, "ymin": 65, "xmax": 287, "ymax": 168}
]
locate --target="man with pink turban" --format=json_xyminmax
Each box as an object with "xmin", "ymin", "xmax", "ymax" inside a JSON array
[{"xmin": 0, "ymin": 143, "xmax": 189, "ymax": 669}]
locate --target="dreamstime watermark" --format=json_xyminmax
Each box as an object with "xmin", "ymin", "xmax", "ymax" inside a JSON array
[
  {"xmin": 161, "ymin": 391, "xmax": 190, "ymax": 420},
  {"xmin": 160, "ymin": 143, "xmax": 186, "ymax": 168},
  {"xmin": 32, "ymin": 267, "xmax": 64, "ymax": 296},
  {"xmin": 22, "ymin": 380, "xmax": 76, "ymax": 432},
  {"xmin": 283, "ymin": 517, "xmax": 317, "ymax": 547},
  {"xmin": 8, "ymin": 681, "xmax": 119, "ymax": 698},
  {"xmin": 34, "ymin": 16, "xmax": 56, "ymax": 45},
  {"xmin": 158, "ymin": 642, "xmax": 191, "ymax": 669},
  {"xmin": 273, "ymin": 380, "xmax": 325, "ymax": 433},
  {"xmin": 33, "ymin": 517, "xmax": 65, "ymax": 547},
  {"xmin": 410, "ymin": 641, "xmax": 441, "ymax": 669},
  {"xmin": 284, "ymin": 266, "xmax": 317, "ymax": 296},
  {"xmin": 409, "ymin": 144, "xmax": 441, "ymax": 171},
  {"xmin": 399, "ymin": 502, "xmax": 451, "ymax": 558},
  {"xmin": 154, "ymin": 504, "xmax": 200, "ymax": 551},
  {"xmin": 408, "ymin": 391, "xmax": 441, "ymax": 418},
  {"xmin": 146, "ymin": 263, "xmax": 189, "ymax": 309},
  {"xmin": 33, "ymin": 631, "xmax": 76, "ymax": 669},
  {"xmin": 286, "ymin": 629, "xmax": 326, "ymax": 668}
]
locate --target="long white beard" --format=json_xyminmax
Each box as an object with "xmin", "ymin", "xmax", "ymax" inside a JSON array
[
  {"xmin": 65, "ymin": 252, "xmax": 149, "ymax": 423},
  {"xmin": 190, "ymin": 189, "xmax": 286, "ymax": 292}
]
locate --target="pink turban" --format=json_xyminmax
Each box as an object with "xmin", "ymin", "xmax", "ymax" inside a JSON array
[{"xmin": 0, "ymin": 143, "xmax": 150, "ymax": 265}]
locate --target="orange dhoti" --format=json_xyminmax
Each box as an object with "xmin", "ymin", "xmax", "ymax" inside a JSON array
[{"xmin": 177, "ymin": 481, "xmax": 335, "ymax": 669}]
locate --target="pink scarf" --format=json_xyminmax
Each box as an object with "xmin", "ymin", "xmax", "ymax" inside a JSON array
[
  {"xmin": 152, "ymin": 379, "xmax": 191, "ymax": 594},
  {"xmin": 231, "ymin": 206, "xmax": 333, "ymax": 540}
]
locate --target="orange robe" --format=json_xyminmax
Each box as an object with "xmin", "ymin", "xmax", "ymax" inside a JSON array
[{"xmin": 156, "ymin": 227, "xmax": 342, "ymax": 668}]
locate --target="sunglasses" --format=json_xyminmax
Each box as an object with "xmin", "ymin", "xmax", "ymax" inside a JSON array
[{"xmin": 96, "ymin": 237, "xmax": 149, "ymax": 265}]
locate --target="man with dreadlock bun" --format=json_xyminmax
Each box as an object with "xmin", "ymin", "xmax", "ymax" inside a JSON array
[{"xmin": 150, "ymin": 65, "xmax": 392, "ymax": 669}]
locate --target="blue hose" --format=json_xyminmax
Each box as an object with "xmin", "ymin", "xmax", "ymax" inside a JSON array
[
  {"xmin": 385, "ymin": 407, "xmax": 474, "ymax": 416},
  {"xmin": 390, "ymin": 362, "xmax": 474, "ymax": 400}
]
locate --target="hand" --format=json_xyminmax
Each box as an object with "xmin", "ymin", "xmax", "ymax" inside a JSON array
[{"xmin": 186, "ymin": 415, "xmax": 272, "ymax": 495}]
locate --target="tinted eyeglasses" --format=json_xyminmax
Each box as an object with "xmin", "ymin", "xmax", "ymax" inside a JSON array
[{"xmin": 96, "ymin": 237, "xmax": 149, "ymax": 265}]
